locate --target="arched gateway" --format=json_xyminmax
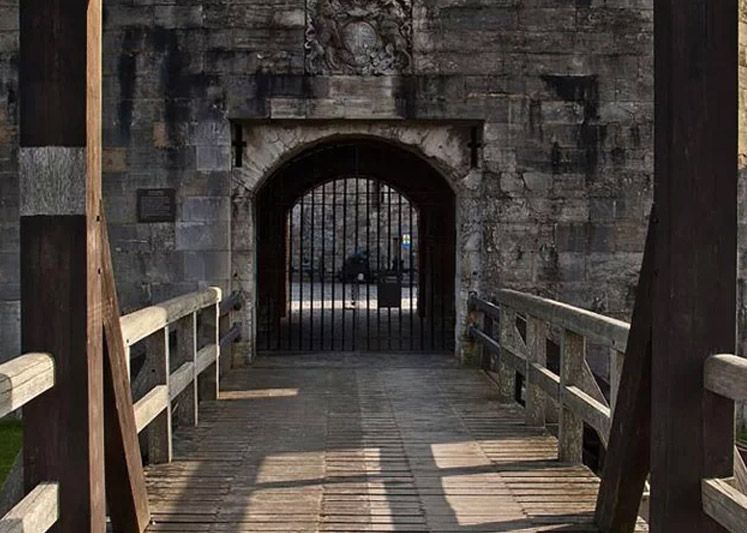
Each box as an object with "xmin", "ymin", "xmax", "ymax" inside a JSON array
[{"xmin": 255, "ymin": 138, "xmax": 456, "ymax": 352}]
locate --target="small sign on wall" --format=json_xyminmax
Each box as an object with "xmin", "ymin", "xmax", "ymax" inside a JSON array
[{"xmin": 137, "ymin": 188, "xmax": 176, "ymax": 223}]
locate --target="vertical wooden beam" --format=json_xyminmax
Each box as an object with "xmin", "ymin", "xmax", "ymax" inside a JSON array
[
  {"xmin": 525, "ymin": 316, "xmax": 547, "ymax": 427},
  {"xmin": 652, "ymin": 1, "xmax": 737, "ymax": 530},
  {"xmin": 19, "ymin": 1, "xmax": 106, "ymax": 531},
  {"xmin": 497, "ymin": 307, "xmax": 516, "ymax": 403},
  {"xmin": 199, "ymin": 303, "xmax": 220, "ymax": 401},
  {"xmin": 558, "ymin": 329, "xmax": 584, "ymax": 464},
  {"xmin": 173, "ymin": 314, "xmax": 198, "ymax": 426},
  {"xmin": 595, "ymin": 214, "xmax": 655, "ymax": 532},
  {"xmin": 145, "ymin": 328, "xmax": 172, "ymax": 464},
  {"xmin": 480, "ymin": 312, "xmax": 494, "ymax": 371},
  {"xmin": 101, "ymin": 215, "xmax": 150, "ymax": 532}
]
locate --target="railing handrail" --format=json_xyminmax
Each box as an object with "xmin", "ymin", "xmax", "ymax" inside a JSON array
[
  {"xmin": 701, "ymin": 353, "xmax": 747, "ymax": 532},
  {"xmin": 120, "ymin": 287, "xmax": 222, "ymax": 347},
  {"xmin": 0, "ymin": 354, "xmax": 57, "ymax": 531},
  {"xmin": 0, "ymin": 352, "xmax": 55, "ymax": 420},
  {"xmin": 485, "ymin": 290, "xmax": 631, "ymax": 351}
]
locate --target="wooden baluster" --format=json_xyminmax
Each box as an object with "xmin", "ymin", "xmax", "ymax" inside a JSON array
[
  {"xmin": 199, "ymin": 303, "xmax": 221, "ymax": 402},
  {"xmin": 496, "ymin": 306, "xmax": 516, "ymax": 403},
  {"xmin": 559, "ymin": 329, "xmax": 584, "ymax": 463},
  {"xmin": 174, "ymin": 313, "xmax": 198, "ymax": 426},
  {"xmin": 525, "ymin": 316, "xmax": 547, "ymax": 427},
  {"xmin": 145, "ymin": 327, "xmax": 172, "ymax": 464},
  {"xmin": 609, "ymin": 348, "xmax": 624, "ymax": 414},
  {"xmin": 480, "ymin": 312, "xmax": 494, "ymax": 371}
]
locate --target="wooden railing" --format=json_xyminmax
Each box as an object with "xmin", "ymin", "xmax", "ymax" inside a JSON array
[
  {"xmin": 469, "ymin": 290, "xmax": 629, "ymax": 459},
  {"xmin": 702, "ymin": 354, "xmax": 747, "ymax": 532},
  {"xmin": 0, "ymin": 353, "xmax": 58, "ymax": 532},
  {"xmin": 0, "ymin": 287, "xmax": 237, "ymax": 531},
  {"xmin": 122, "ymin": 287, "xmax": 222, "ymax": 464},
  {"xmin": 469, "ymin": 290, "xmax": 747, "ymax": 531}
]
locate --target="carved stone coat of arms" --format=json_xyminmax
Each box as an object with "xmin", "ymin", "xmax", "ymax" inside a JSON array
[{"xmin": 305, "ymin": 0, "xmax": 413, "ymax": 76}]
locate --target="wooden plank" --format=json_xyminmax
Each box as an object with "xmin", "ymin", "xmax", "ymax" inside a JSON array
[
  {"xmin": 0, "ymin": 353, "xmax": 54, "ymax": 419},
  {"xmin": 705, "ymin": 354, "xmax": 747, "ymax": 401},
  {"xmin": 101, "ymin": 214, "xmax": 150, "ymax": 532},
  {"xmin": 595, "ymin": 212, "xmax": 655, "ymax": 532},
  {"xmin": 134, "ymin": 386, "xmax": 169, "ymax": 434},
  {"xmin": 494, "ymin": 290, "xmax": 630, "ymax": 352},
  {"xmin": 0, "ymin": 482, "xmax": 58, "ymax": 533},
  {"xmin": 120, "ymin": 289, "xmax": 221, "ymax": 347},
  {"xmin": 525, "ymin": 317, "xmax": 547, "ymax": 427},
  {"xmin": 651, "ymin": 0, "xmax": 737, "ymax": 529},
  {"xmin": 528, "ymin": 363, "xmax": 560, "ymax": 400},
  {"xmin": 562, "ymin": 386, "xmax": 611, "ymax": 446},
  {"xmin": 169, "ymin": 363, "xmax": 195, "ymax": 401},
  {"xmin": 172, "ymin": 314, "xmax": 198, "ymax": 427},
  {"xmin": 19, "ymin": 1, "xmax": 106, "ymax": 530},
  {"xmin": 558, "ymin": 330, "xmax": 584, "ymax": 464},
  {"xmin": 702, "ymin": 478, "xmax": 747, "ymax": 533},
  {"xmin": 144, "ymin": 329, "xmax": 172, "ymax": 464},
  {"xmin": 198, "ymin": 304, "xmax": 220, "ymax": 401},
  {"xmin": 195, "ymin": 344, "xmax": 219, "ymax": 377}
]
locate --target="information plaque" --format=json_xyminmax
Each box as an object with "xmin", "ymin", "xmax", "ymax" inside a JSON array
[{"xmin": 137, "ymin": 188, "xmax": 176, "ymax": 223}]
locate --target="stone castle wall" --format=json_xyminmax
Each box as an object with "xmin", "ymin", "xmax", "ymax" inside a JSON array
[{"xmin": 0, "ymin": 1, "xmax": 658, "ymax": 364}]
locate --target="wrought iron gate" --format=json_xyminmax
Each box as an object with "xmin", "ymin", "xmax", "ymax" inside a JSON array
[{"xmin": 257, "ymin": 177, "xmax": 454, "ymax": 352}]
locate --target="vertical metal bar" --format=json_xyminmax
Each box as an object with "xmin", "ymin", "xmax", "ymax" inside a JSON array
[
  {"xmin": 331, "ymin": 180, "xmax": 337, "ymax": 351},
  {"xmin": 298, "ymin": 197, "xmax": 304, "ymax": 351},
  {"xmin": 342, "ymin": 178, "xmax": 348, "ymax": 351},
  {"xmin": 398, "ymin": 191, "xmax": 403, "ymax": 351},
  {"xmin": 366, "ymin": 179, "xmax": 371, "ymax": 351},
  {"xmin": 310, "ymin": 186, "xmax": 315, "ymax": 351},
  {"xmin": 376, "ymin": 182, "xmax": 382, "ymax": 352},
  {"xmin": 387, "ymin": 185, "xmax": 392, "ymax": 351},
  {"xmin": 440, "ymin": 237, "xmax": 446, "ymax": 351},
  {"xmin": 409, "ymin": 202, "xmax": 414, "ymax": 352},
  {"xmin": 430, "ymin": 241, "xmax": 435, "ymax": 351},
  {"xmin": 287, "ymin": 206, "xmax": 294, "ymax": 351},
  {"xmin": 353, "ymin": 177, "xmax": 360, "ymax": 351},
  {"xmin": 321, "ymin": 181, "xmax": 326, "ymax": 352}
]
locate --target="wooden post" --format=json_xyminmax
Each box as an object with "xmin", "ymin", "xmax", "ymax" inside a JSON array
[
  {"xmin": 145, "ymin": 328, "xmax": 172, "ymax": 464},
  {"xmin": 174, "ymin": 314, "xmax": 198, "ymax": 426},
  {"xmin": 651, "ymin": 1, "xmax": 736, "ymax": 531},
  {"xmin": 199, "ymin": 303, "xmax": 220, "ymax": 401},
  {"xmin": 558, "ymin": 329, "xmax": 584, "ymax": 464},
  {"xmin": 101, "ymin": 215, "xmax": 150, "ymax": 532},
  {"xmin": 525, "ymin": 316, "xmax": 547, "ymax": 427},
  {"xmin": 595, "ymin": 214, "xmax": 655, "ymax": 532},
  {"xmin": 480, "ymin": 312, "xmax": 494, "ymax": 371},
  {"xmin": 19, "ymin": 1, "xmax": 106, "ymax": 531},
  {"xmin": 608, "ymin": 349, "xmax": 624, "ymax": 414},
  {"xmin": 496, "ymin": 306, "xmax": 516, "ymax": 403}
]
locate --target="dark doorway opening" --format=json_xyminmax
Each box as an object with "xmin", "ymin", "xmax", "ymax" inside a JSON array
[{"xmin": 256, "ymin": 138, "xmax": 456, "ymax": 353}]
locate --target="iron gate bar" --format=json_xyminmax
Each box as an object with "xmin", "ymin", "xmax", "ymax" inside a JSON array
[
  {"xmin": 409, "ymin": 201, "xmax": 414, "ymax": 351},
  {"xmin": 309, "ymin": 186, "xmax": 315, "ymax": 352},
  {"xmin": 320, "ymin": 182, "xmax": 326, "ymax": 351},
  {"xmin": 387, "ymin": 185, "xmax": 392, "ymax": 351},
  {"xmin": 366, "ymin": 179, "xmax": 371, "ymax": 351},
  {"xmin": 398, "ymin": 191, "xmax": 403, "ymax": 351},
  {"xmin": 341, "ymin": 178, "xmax": 348, "ymax": 351},
  {"xmin": 287, "ymin": 203, "xmax": 293, "ymax": 351},
  {"xmin": 298, "ymin": 197, "xmax": 304, "ymax": 351},
  {"xmin": 376, "ymin": 183, "xmax": 381, "ymax": 351},
  {"xmin": 352, "ymin": 179, "xmax": 359, "ymax": 351},
  {"xmin": 331, "ymin": 179, "xmax": 336, "ymax": 351}
]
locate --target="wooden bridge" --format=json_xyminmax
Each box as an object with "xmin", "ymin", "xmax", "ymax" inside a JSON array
[
  {"xmin": 2, "ymin": 286, "xmax": 746, "ymax": 532},
  {"xmin": 3, "ymin": 1, "xmax": 747, "ymax": 532}
]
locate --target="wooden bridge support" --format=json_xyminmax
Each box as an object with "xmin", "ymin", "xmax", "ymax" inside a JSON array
[
  {"xmin": 19, "ymin": 1, "xmax": 106, "ymax": 531},
  {"xmin": 651, "ymin": 1, "xmax": 737, "ymax": 531}
]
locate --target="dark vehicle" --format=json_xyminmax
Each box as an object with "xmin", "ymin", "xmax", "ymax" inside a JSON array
[{"xmin": 339, "ymin": 250, "xmax": 373, "ymax": 283}]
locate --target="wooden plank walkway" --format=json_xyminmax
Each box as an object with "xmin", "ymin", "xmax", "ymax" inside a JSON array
[{"xmin": 145, "ymin": 353, "xmax": 648, "ymax": 532}]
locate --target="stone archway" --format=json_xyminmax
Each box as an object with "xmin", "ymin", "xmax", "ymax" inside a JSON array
[
  {"xmin": 255, "ymin": 139, "xmax": 456, "ymax": 352},
  {"xmin": 231, "ymin": 122, "xmax": 483, "ymax": 359}
]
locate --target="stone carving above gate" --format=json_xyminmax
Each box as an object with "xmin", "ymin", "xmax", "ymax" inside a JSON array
[{"xmin": 305, "ymin": 0, "xmax": 413, "ymax": 76}]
